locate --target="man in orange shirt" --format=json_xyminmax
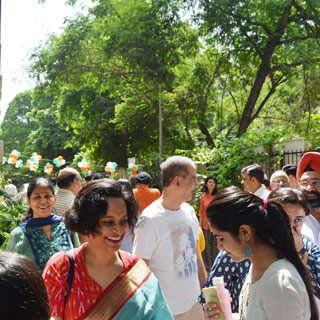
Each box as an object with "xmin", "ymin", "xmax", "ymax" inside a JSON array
[{"xmin": 133, "ymin": 172, "xmax": 161, "ymax": 213}]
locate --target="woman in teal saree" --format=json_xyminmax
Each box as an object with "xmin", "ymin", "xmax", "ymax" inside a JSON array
[{"xmin": 43, "ymin": 179, "xmax": 173, "ymax": 320}]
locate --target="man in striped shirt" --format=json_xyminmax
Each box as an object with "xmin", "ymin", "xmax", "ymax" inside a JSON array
[{"xmin": 54, "ymin": 168, "xmax": 82, "ymax": 217}]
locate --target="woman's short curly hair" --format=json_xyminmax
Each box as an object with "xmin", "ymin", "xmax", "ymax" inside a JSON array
[{"xmin": 65, "ymin": 179, "xmax": 139, "ymax": 235}]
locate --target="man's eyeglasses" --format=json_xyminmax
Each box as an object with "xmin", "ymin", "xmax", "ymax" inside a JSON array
[
  {"xmin": 300, "ymin": 180, "xmax": 320, "ymax": 189},
  {"xmin": 272, "ymin": 179, "xmax": 288, "ymax": 185}
]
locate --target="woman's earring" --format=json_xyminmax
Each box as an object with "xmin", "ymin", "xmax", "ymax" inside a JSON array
[{"xmin": 242, "ymin": 243, "xmax": 253, "ymax": 258}]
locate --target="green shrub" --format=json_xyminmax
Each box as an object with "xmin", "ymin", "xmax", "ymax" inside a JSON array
[
  {"xmin": 0, "ymin": 189, "xmax": 27, "ymax": 249},
  {"xmin": 178, "ymin": 128, "xmax": 288, "ymax": 211}
]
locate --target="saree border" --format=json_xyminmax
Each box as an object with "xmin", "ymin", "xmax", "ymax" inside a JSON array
[{"xmin": 81, "ymin": 257, "xmax": 151, "ymax": 320}]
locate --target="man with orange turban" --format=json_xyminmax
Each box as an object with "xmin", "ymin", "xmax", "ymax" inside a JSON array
[{"xmin": 297, "ymin": 152, "xmax": 320, "ymax": 246}]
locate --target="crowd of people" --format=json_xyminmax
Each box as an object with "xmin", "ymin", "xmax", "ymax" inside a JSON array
[{"xmin": 2, "ymin": 151, "xmax": 320, "ymax": 320}]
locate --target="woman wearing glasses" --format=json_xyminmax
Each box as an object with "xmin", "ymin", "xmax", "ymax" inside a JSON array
[{"xmin": 269, "ymin": 188, "xmax": 320, "ymax": 311}]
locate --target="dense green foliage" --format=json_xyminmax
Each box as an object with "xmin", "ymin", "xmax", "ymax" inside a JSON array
[
  {"xmin": 0, "ymin": 92, "xmax": 79, "ymax": 186},
  {"xmin": 0, "ymin": 92, "xmax": 38, "ymax": 155},
  {"xmin": 0, "ymin": 189, "xmax": 27, "ymax": 248},
  {"xmin": 194, "ymin": 0, "xmax": 320, "ymax": 136},
  {"xmin": 1, "ymin": 0, "xmax": 319, "ymax": 189}
]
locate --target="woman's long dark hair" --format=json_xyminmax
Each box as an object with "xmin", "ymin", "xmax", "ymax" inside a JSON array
[
  {"xmin": 268, "ymin": 187, "xmax": 310, "ymax": 216},
  {"xmin": 23, "ymin": 178, "xmax": 55, "ymax": 222},
  {"xmin": 206, "ymin": 186, "xmax": 318, "ymax": 320},
  {"xmin": 203, "ymin": 176, "xmax": 218, "ymax": 195},
  {"xmin": 0, "ymin": 252, "xmax": 50, "ymax": 319}
]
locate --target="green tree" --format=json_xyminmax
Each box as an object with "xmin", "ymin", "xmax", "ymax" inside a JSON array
[
  {"xmin": 0, "ymin": 91, "xmax": 79, "ymax": 186},
  {"xmin": 30, "ymin": 0, "xmax": 199, "ymax": 163},
  {"xmin": 0, "ymin": 92, "xmax": 38, "ymax": 155},
  {"xmin": 33, "ymin": 0, "xmax": 320, "ymax": 162},
  {"xmin": 194, "ymin": 0, "xmax": 320, "ymax": 137}
]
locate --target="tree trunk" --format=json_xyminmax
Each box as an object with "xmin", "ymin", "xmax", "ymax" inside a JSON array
[
  {"xmin": 120, "ymin": 129, "xmax": 128, "ymax": 167},
  {"xmin": 184, "ymin": 116, "xmax": 195, "ymax": 147},
  {"xmin": 198, "ymin": 122, "xmax": 215, "ymax": 147},
  {"xmin": 236, "ymin": 0, "xmax": 294, "ymax": 137}
]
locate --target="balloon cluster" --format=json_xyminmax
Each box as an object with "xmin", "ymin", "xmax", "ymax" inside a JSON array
[
  {"xmin": 53, "ymin": 156, "xmax": 66, "ymax": 168},
  {"xmin": 105, "ymin": 162, "xmax": 118, "ymax": 173},
  {"xmin": 44, "ymin": 163, "xmax": 54, "ymax": 175},
  {"xmin": 26, "ymin": 160, "xmax": 38, "ymax": 171},
  {"xmin": 26, "ymin": 153, "xmax": 43, "ymax": 172},
  {"xmin": 32, "ymin": 152, "xmax": 42, "ymax": 163},
  {"xmin": 78, "ymin": 159, "xmax": 91, "ymax": 176},
  {"xmin": 127, "ymin": 163, "xmax": 139, "ymax": 175},
  {"xmin": 15, "ymin": 159, "xmax": 23, "ymax": 168},
  {"xmin": 8, "ymin": 150, "xmax": 21, "ymax": 165}
]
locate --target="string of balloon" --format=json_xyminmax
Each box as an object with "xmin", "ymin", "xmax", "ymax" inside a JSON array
[{"xmin": 2, "ymin": 150, "xmax": 139, "ymax": 176}]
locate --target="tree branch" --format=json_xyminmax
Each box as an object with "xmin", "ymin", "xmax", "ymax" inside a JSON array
[
  {"xmin": 250, "ymin": 75, "xmax": 287, "ymax": 122},
  {"xmin": 226, "ymin": 121, "xmax": 239, "ymax": 138},
  {"xmin": 235, "ymin": 18, "xmax": 263, "ymax": 57},
  {"xmin": 219, "ymin": 7, "xmax": 271, "ymax": 36},
  {"xmin": 279, "ymin": 36, "xmax": 309, "ymax": 45},
  {"xmin": 270, "ymin": 58, "xmax": 320, "ymax": 72},
  {"xmin": 203, "ymin": 55, "xmax": 227, "ymax": 104},
  {"xmin": 184, "ymin": 115, "xmax": 195, "ymax": 147},
  {"xmin": 219, "ymin": 75, "xmax": 241, "ymax": 120}
]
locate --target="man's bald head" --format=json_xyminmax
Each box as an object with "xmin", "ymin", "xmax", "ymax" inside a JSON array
[{"xmin": 57, "ymin": 168, "xmax": 82, "ymax": 194}]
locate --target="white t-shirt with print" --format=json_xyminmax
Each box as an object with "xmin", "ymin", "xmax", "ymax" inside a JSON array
[
  {"xmin": 239, "ymin": 259, "xmax": 311, "ymax": 320},
  {"xmin": 132, "ymin": 199, "xmax": 200, "ymax": 315}
]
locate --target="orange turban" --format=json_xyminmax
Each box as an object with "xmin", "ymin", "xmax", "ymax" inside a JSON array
[{"xmin": 296, "ymin": 152, "xmax": 320, "ymax": 183}]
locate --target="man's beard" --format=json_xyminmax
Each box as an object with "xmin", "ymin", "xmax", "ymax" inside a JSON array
[{"xmin": 303, "ymin": 190, "xmax": 320, "ymax": 208}]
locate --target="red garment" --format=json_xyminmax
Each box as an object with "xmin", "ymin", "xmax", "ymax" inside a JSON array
[
  {"xmin": 42, "ymin": 243, "xmax": 138, "ymax": 320},
  {"xmin": 297, "ymin": 152, "xmax": 320, "ymax": 182},
  {"xmin": 133, "ymin": 186, "xmax": 161, "ymax": 213},
  {"xmin": 199, "ymin": 193, "xmax": 216, "ymax": 230}
]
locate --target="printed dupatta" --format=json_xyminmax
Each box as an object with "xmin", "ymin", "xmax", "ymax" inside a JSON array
[
  {"xmin": 19, "ymin": 214, "xmax": 72, "ymax": 270},
  {"xmin": 79, "ymin": 256, "xmax": 151, "ymax": 320}
]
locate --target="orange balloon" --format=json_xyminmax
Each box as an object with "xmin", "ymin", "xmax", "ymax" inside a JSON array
[
  {"xmin": 12, "ymin": 159, "xmax": 17, "ymax": 164},
  {"xmin": 58, "ymin": 156, "xmax": 63, "ymax": 161},
  {"xmin": 26, "ymin": 162, "xmax": 31, "ymax": 168},
  {"xmin": 132, "ymin": 168, "xmax": 136, "ymax": 175}
]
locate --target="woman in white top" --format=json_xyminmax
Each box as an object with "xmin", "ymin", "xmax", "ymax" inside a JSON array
[{"xmin": 203, "ymin": 186, "xmax": 318, "ymax": 320}]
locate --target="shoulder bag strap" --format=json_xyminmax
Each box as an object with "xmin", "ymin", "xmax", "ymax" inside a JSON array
[{"xmin": 65, "ymin": 250, "xmax": 75, "ymax": 305}]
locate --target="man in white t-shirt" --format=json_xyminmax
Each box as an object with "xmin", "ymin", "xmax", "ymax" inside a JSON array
[
  {"xmin": 133, "ymin": 156, "xmax": 206, "ymax": 320},
  {"xmin": 241, "ymin": 164, "xmax": 270, "ymax": 199}
]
